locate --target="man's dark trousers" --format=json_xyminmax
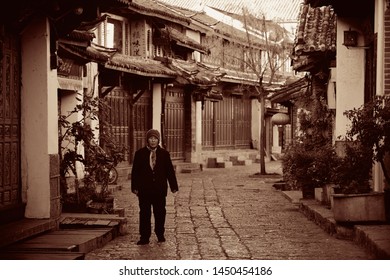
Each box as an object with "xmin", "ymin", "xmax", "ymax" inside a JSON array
[{"xmin": 138, "ymin": 194, "xmax": 166, "ymax": 241}]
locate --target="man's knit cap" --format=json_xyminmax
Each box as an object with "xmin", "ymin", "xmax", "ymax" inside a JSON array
[{"xmin": 146, "ymin": 129, "xmax": 160, "ymax": 141}]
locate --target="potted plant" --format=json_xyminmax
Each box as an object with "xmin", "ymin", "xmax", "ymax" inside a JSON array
[
  {"xmin": 330, "ymin": 95, "xmax": 390, "ymax": 223},
  {"xmin": 282, "ymin": 92, "xmax": 336, "ymax": 199},
  {"xmin": 283, "ymin": 141, "xmax": 337, "ymax": 199},
  {"xmin": 59, "ymin": 94, "xmax": 126, "ymax": 213},
  {"xmin": 332, "ymin": 142, "xmax": 372, "ymax": 195}
]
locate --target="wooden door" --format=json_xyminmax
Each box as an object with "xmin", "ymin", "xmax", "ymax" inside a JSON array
[
  {"xmin": 0, "ymin": 26, "xmax": 22, "ymax": 223},
  {"xmin": 202, "ymin": 95, "xmax": 252, "ymax": 150},
  {"xmin": 133, "ymin": 90, "xmax": 152, "ymax": 161},
  {"xmin": 105, "ymin": 88, "xmax": 130, "ymax": 162},
  {"xmin": 214, "ymin": 96, "xmax": 234, "ymax": 148},
  {"xmin": 165, "ymin": 88, "xmax": 185, "ymax": 160},
  {"xmin": 105, "ymin": 88, "xmax": 152, "ymax": 163},
  {"xmin": 202, "ymin": 100, "xmax": 214, "ymax": 149},
  {"xmin": 234, "ymin": 96, "xmax": 251, "ymax": 148}
]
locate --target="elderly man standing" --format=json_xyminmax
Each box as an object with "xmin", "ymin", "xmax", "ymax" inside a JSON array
[{"xmin": 131, "ymin": 129, "xmax": 178, "ymax": 245}]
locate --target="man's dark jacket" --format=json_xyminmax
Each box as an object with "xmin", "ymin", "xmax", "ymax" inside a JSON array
[{"xmin": 131, "ymin": 146, "xmax": 178, "ymax": 196}]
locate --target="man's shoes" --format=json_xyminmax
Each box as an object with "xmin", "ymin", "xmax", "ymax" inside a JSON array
[
  {"xmin": 136, "ymin": 239, "xmax": 149, "ymax": 245},
  {"xmin": 157, "ymin": 236, "xmax": 166, "ymax": 243}
]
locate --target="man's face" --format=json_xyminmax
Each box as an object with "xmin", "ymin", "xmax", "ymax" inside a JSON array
[{"xmin": 148, "ymin": 136, "xmax": 159, "ymax": 148}]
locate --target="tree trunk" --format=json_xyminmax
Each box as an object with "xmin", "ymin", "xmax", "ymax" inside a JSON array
[{"xmin": 259, "ymin": 94, "xmax": 266, "ymax": 174}]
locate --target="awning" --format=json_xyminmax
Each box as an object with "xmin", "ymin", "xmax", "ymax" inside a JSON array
[
  {"xmin": 193, "ymin": 87, "xmax": 223, "ymax": 103},
  {"xmin": 167, "ymin": 58, "xmax": 226, "ymax": 86},
  {"xmin": 220, "ymin": 68, "xmax": 259, "ymax": 86},
  {"xmin": 105, "ymin": 54, "xmax": 177, "ymax": 78},
  {"xmin": 156, "ymin": 27, "xmax": 209, "ymax": 54},
  {"xmin": 58, "ymin": 76, "xmax": 83, "ymax": 91},
  {"xmin": 58, "ymin": 42, "xmax": 116, "ymax": 65},
  {"xmin": 268, "ymin": 76, "xmax": 310, "ymax": 104}
]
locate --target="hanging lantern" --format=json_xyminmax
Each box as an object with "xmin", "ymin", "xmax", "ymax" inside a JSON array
[{"xmin": 271, "ymin": 113, "xmax": 290, "ymax": 125}]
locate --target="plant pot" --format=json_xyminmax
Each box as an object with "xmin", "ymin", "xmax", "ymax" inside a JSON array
[
  {"xmin": 332, "ymin": 192, "xmax": 386, "ymax": 223},
  {"xmin": 86, "ymin": 197, "xmax": 115, "ymax": 214}
]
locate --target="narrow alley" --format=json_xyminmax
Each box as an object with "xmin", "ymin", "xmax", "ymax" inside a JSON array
[{"xmin": 85, "ymin": 162, "xmax": 373, "ymax": 260}]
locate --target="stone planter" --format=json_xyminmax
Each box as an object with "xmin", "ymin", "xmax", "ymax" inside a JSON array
[
  {"xmin": 301, "ymin": 184, "xmax": 315, "ymax": 199},
  {"xmin": 332, "ymin": 192, "xmax": 386, "ymax": 223}
]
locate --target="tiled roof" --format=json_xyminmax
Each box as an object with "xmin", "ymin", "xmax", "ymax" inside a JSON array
[
  {"xmin": 105, "ymin": 54, "xmax": 177, "ymax": 78},
  {"xmin": 105, "ymin": 55, "xmax": 226, "ymax": 85},
  {"xmin": 58, "ymin": 43, "xmax": 115, "ymax": 65},
  {"xmin": 220, "ymin": 68, "xmax": 259, "ymax": 86},
  {"xmin": 292, "ymin": 4, "xmax": 336, "ymax": 71},
  {"xmin": 159, "ymin": 0, "xmax": 303, "ymax": 21},
  {"xmin": 294, "ymin": 5, "xmax": 336, "ymax": 55},
  {"xmin": 158, "ymin": 27, "xmax": 209, "ymax": 54},
  {"xmin": 171, "ymin": 6, "xmax": 267, "ymax": 47},
  {"xmin": 63, "ymin": 30, "xmax": 95, "ymax": 42},
  {"xmin": 168, "ymin": 59, "xmax": 226, "ymax": 86},
  {"xmin": 127, "ymin": 0, "xmax": 190, "ymax": 25},
  {"xmin": 268, "ymin": 76, "xmax": 310, "ymax": 104}
]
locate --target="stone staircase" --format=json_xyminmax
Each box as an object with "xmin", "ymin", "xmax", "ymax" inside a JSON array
[
  {"xmin": 0, "ymin": 183, "xmax": 127, "ymax": 260},
  {"xmin": 229, "ymin": 155, "xmax": 253, "ymax": 166},
  {"xmin": 174, "ymin": 162, "xmax": 203, "ymax": 173},
  {"xmin": 0, "ymin": 213, "xmax": 127, "ymax": 260},
  {"xmin": 206, "ymin": 154, "xmax": 257, "ymax": 168}
]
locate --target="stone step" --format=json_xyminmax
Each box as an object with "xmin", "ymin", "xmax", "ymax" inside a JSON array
[
  {"xmin": 174, "ymin": 163, "xmax": 203, "ymax": 173},
  {"xmin": 235, "ymin": 159, "xmax": 253, "ymax": 166},
  {"xmin": 0, "ymin": 228, "xmax": 115, "ymax": 259},
  {"xmin": 0, "ymin": 218, "xmax": 57, "ymax": 249},
  {"xmin": 207, "ymin": 157, "xmax": 235, "ymax": 168},
  {"xmin": 216, "ymin": 161, "xmax": 233, "ymax": 168},
  {"xmin": 0, "ymin": 250, "xmax": 85, "ymax": 260},
  {"xmin": 59, "ymin": 213, "xmax": 127, "ymax": 235}
]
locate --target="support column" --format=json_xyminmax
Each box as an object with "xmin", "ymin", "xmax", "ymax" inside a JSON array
[
  {"xmin": 152, "ymin": 83, "xmax": 163, "ymax": 143},
  {"xmin": 21, "ymin": 17, "xmax": 59, "ymax": 219}
]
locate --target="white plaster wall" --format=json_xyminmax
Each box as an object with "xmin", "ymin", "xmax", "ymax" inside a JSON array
[
  {"xmin": 334, "ymin": 20, "xmax": 365, "ymax": 139},
  {"xmin": 195, "ymin": 101, "xmax": 202, "ymax": 162},
  {"xmin": 272, "ymin": 125, "xmax": 280, "ymax": 149},
  {"xmin": 251, "ymin": 100, "xmax": 260, "ymax": 150},
  {"xmin": 86, "ymin": 63, "xmax": 100, "ymax": 143},
  {"xmin": 375, "ymin": 0, "xmax": 385, "ymax": 97},
  {"xmin": 152, "ymin": 83, "xmax": 162, "ymax": 142},
  {"xmin": 60, "ymin": 90, "xmax": 84, "ymax": 178},
  {"xmin": 21, "ymin": 17, "xmax": 57, "ymax": 218},
  {"xmin": 186, "ymin": 29, "xmax": 201, "ymax": 62},
  {"xmin": 374, "ymin": 0, "xmax": 386, "ymax": 191}
]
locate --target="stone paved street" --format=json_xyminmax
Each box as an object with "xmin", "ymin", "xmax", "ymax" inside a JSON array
[{"xmin": 85, "ymin": 161, "xmax": 374, "ymax": 260}]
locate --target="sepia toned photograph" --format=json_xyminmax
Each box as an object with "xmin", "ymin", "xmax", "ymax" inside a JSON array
[{"xmin": 0, "ymin": 0, "xmax": 389, "ymax": 264}]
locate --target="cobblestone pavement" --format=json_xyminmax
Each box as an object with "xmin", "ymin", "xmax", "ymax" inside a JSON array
[{"xmin": 85, "ymin": 162, "xmax": 374, "ymax": 260}]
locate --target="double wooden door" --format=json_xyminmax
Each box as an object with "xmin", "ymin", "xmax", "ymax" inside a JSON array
[
  {"xmin": 164, "ymin": 88, "xmax": 185, "ymax": 160},
  {"xmin": 0, "ymin": 26, "xmax": 22, "ymax": 222},
  {"xmin": 202, "ymin": 95, "xmax": 251, "ymax": 150},
  {"xmin": 105, "ymin": 88, "xmax": 152, "ymax": 163}
]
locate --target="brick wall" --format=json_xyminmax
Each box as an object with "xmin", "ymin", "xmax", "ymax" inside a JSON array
[{"xmin": 385, "ymin": 7, "xmax": 390, "ymax": 95}]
